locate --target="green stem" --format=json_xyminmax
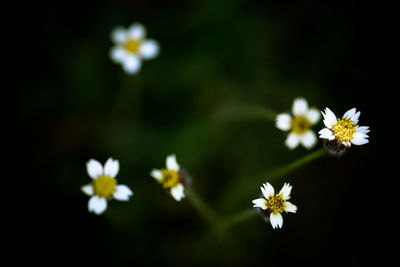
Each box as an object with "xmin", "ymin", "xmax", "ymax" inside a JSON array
[
  {"xmin": 187, "ymin": 148, "xmax": 328, "ymax": 232},
  {"xmin": 261, "ymin": 147, "xmax": 328, "ymax": 179},
  {"xmin": 222, "ymin": 209, "xmax": 257, "ymax": 229},
  {"xmin": 241, "ymin": 104, "xmax": 277, "ymax": 121},
  {"xmin": 217, "ymin": 147, "xmax": 328, "ymax": 209},
  {"xmin": 186, "ymin": 190, "xmax": 220, "ymax": 227},
  {"xmin": 212, "ymin": 101, "xmax": 277, "ymax": 122}
]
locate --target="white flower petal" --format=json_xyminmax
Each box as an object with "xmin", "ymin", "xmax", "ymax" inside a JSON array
[
  {"xmin": 352, "ymin": 111, "xmax": 361, "ymax": 124},
  {"xmin": 318, "ymin": 128, "xmax": 335, "ymax": 140},
  {"xmin": 356, "ymin": 126, "xmax": 370, "ymax": 134},
  {"xmin": 343, "ymin": 108, "xmax": 356, "ymax": 120},
  {"xmin": 351, "ymin": 132, "xmax": 369, "ymax": 145},
  {"xmin": 261, "ymin": 182, "xmax": 274, "ymax": 199},
  {"xmin": 279, "ymin": 183, "xmax": 292, "ymax": 200},
  {"xmin": 88, "ymin": 196, "xmax": 107, "ymax": 215},
  {"xmin": 321, "ymin": 108, "xmax": 337, "ymax": 128},
  {"xmin": 342, "ymin": 141, "xmax": 352, "ymax": 147},
  {"xmin": 128, "ymin": 23, "xmax": 146, "ymax": 40},
  {"xmin": 87, "ymin": 159, "xmax": 103, "ymax": 179},
  {"xmin": 292, "ymin": 98, "xmax": 308, "ymax": 116},
  {"xmin": 113, "ymin": 185, "xmax": 133, "ymax": 201},
  {"xmin": 299, "ymin": 130, "xmax": 317, "ymax": 149},
  {"xmin": 122, "ymin": 55, "xmax": 142, "ymax": 74},
  {"xmin": 150, "ymin": 169, "xmax": 163, "ymax": 181},
  {"xmin": 354, "ymin": 131, "xmax": 369, "ymax": 139},
  {"xmin": 252, "ymin": 198, "xmax": 268, "ymax": 210},
  {"xmin": 306, "ymin": 108, "xmax": 321, "ymax": 124},
  {"xmin": 343, "ymin": 108, "xmax": 361, "ymax": 124},
  {"xmin": 170, "ymin": 183, "xmax": 185, "ymax": 201},
  {"xmin": 270, "ymin": 213, "xmax": 283, "ymax": 229},
  {"xmin": 285, "ymin": 132, "xmax": 300, "ymax": 150},
  {"xmin": 110, "ymin": 46, "xmax": 127, "ymax": 63},
  {"xmin": 104, "ymin": 158, "xmax": 119, "ymax": 178},
  {"xmin": 139, "ymin": 40, "xmax": 159, "ymax": 59},
  {"xmin": 276, "ymin": 113, "xmax": 292, "ymax": 131},
  {"xmin": 166, "ymin": 154, "xmax": 180, "ymax": 171},
  {"xmin": 81, "ymin": 184, "xmax": 94, "ymax": 196},
  {"xmin": 351, "ymin": 138, "xmax": 369, "ymax": 146},
  {"xmin": 284, "ymin": 201, "xmax": 297, "ymax": 213},
  {"xmin": 260, "ymin": 186, "xmax": 267, "ymax": 199},
  {"xmin": 111, "ymin": 27, "xmax": 127, "ymax": 43}
]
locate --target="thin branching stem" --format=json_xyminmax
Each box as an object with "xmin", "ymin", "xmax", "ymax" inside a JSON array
[
  {"xmin": 217, "ymin": 147, "xmax": 328, "ymax": 210},
  {"xmin": 187, "ymin": 147, "xmax": 328, "ymax": 233},
  {"xmin": 212, "ymin": 101, "xmax": 277, "ymax": 122},
  {"xmin": 221, "ymin": 209, "xmax": 257, "ymax": 229},
  {"xmin": 186, "ymin": 190, "xmax": 220, "ymax": 227},
  {"xmin": 261, "ymin": 147, "xmax": 328, "ymax": 179}
]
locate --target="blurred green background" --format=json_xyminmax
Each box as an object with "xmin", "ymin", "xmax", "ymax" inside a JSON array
[{"xmin": 17, "ymin": 0, "xmax": 390, "ymax": 265}]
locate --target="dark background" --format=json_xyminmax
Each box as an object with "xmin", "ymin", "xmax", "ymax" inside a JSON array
[{"xmin": 14, "ymin": 0, "xmax": 391, "ymax": 266}]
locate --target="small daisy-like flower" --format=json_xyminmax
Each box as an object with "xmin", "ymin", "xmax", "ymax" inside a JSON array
[
  {"xmin": 252, "ymin": 182, "xmax": 297, "ymax": 229},
  {"xmin": 150, "ymin": 154, "xmax": 186, "ymax": 201},
  {"xmin": 110, "ymin": 23, "xmax": 159, "ymax": 74},
  {"xmin": 81, "ymin": 158, "xmax": 133, "ymax": 215},
  {"xmin": 276, "ymin": 97, "xmax": 321, "ymax": 150},
  {"xmin": 319, "ymin": 107, "xmax": 370, "ymax": 148}
]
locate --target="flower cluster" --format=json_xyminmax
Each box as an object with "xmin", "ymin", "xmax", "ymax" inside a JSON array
[
  {"xmin": 78, "ymin": 22, "xmax": 371, "ymax": 233},
  {"xmin": 276, "ymin": 98, "xmax": 370, "ymax": 153}
]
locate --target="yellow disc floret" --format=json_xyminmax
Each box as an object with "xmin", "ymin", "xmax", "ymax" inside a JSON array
[
  {"xmin": 93, "ymin": 175, "xmax": 117, "ymax": 199},
  {"xmin": 124, "ymin": 39, "xmax": 141, "ymax": 53},
  {"xmin": 266, "ymin": 194, "xmax": 285, "ymax": 214},
  {"xmin": 332, "ymin": 117, "xmax": 357, "ymax": 142},
  {"xmin": 160, "ymin": 169, "xmax": 180, "ymax": 189},
  {"xmin": 290, "ymin": 115, "xmax": 311, "ymax": 134}
]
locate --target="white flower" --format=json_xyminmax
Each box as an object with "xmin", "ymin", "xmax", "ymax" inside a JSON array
[
  {"xmin": 110, "ymin": 23, "xmax": 159, "ymax": 74},
  {"xmin": 252, "ymin": 182, "xmax": 297, "ymax": 229},
  {"xmin": 276, "ymin": 97, "xmax": 321, "ymax": 150},
  {"xmin": 81, "ymin": 158, "xmax": 133, "ymax": 215},
  {"xmin": 319, "ymin": 107, "xmax": 369, "ymax": 147},
  {"xmin": 150, "ymin": 154, "xmax": 185, "ymax": 201}
]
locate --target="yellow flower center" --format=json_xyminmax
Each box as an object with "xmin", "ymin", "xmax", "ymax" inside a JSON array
[
  {"xmin": 290, "ymin": 115, "xmax": 311, "ymax": 134},
  {"xmin": 266, "ymin": 194, "xmax": 285, "ymax": 214},
  {"xmin": 332, "ymin": 118, "xmax": 356, "ymax": 142},
  {"xmin": 124, "ymin": 39, "xmax": 141, "ymax": 53},
  {"xmin": 160, "ymin": 169, "xmax": 180, "ymax": 189},
  {"xmin": 93, "ymin": 175, "xmax": 117, "ymax": 199}
]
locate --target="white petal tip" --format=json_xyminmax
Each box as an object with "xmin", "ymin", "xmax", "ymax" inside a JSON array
[
  {"xmin": 113, "ymin": 185, "xmax": 133, "ymax": 201},
  {"xmin": 171, "ymin": 184, "xmax": 185, "ymax": 201},
  {"xmin": 166, "ymin": 154, "xmax": 180, "ymax": 171}
]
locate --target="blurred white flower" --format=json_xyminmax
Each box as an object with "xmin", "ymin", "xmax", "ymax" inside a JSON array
[
  {"xmin": 110, "ymin": 23, "xmax": 159, "ymax": 74},
  {"xmin": 276, "ymin": 97, "xmax": 320, "ymax": 150},
  {"xmin": 81, "ymin": 158, "xmax": 133, "ymax": 215},
  {"xmin": 319, "ymin": 107, "xmax": 369, "ymax": 147},
  {"xmin": 252, "ymin": 182, "xmax": 297, "ymax": 229},
  {"xmin": 150, "ymin": 154, "xmax": 186, "ymax": 201}
]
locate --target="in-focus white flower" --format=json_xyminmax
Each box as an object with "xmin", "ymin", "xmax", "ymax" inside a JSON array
[
  {"xmin": 276, "ymin": 97, "xmax": 321, "ymax": 150},
  {"xmin": 110, "ymin": 23, "xmax": 159, "ymax": 74},
  {"xmin": 150, "ymin": 154, "xmax": 186, "ymax": 201},
  {"xmin": 319, "ymin": 107, "xmax": 369, "ymax": 147},
  {"xmin": 252, "ymin": 182, "xmax": 297, "ymax": 229},
  {"xmin": 81, "ymin": 158, "xmax": 133, "ymax": 215}
]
